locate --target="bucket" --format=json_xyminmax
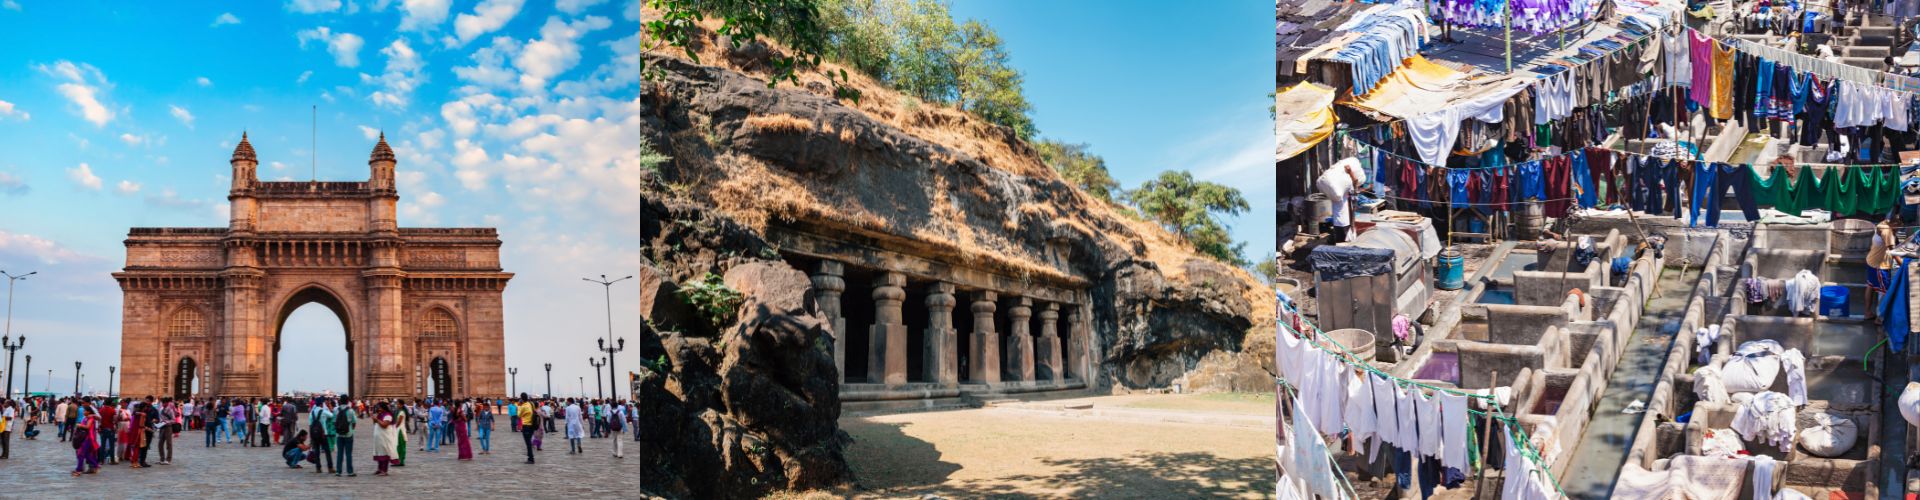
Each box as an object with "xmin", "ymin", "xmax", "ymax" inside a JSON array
[
  {"xmin": 1819, "ymin": 285, "xmax": 1850, "ymax": 317},
  {"xmin": 1829, "ymin": 219, "xmax": 1874, "ymax": 257},
  {"xmin": 1516, "ymin": 201, "xmax": 1545, "ymax": 240},
  {"xmin": 1307, "ymin": 193, "xmax": 1333, "ymax": 234},
  {"xmin": 1323, "ymin": 328, "xmax": 1378, "ymax": 364},
  {"xmin": 1435, "ymin": 250, "xmax": 1465, "ymax": 290}
]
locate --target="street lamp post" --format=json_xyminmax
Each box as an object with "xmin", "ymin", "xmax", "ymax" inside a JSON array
[
  {"xmin": 509, "ymin": 367, "xmax": 519, "ymax": 396},
  {"xmin": 544, "ymin": 363, "xmax": 552, "ymax": 399},
  {"xmin": 588, "ymin": 357, "xmax": 605, "ymax": 398},
  {"xmin": 577, "ymin": 376, "xmax": 583, "ymax": 398},
  {"xmin": 584, "ymin": 275, "xmax": 631, "ymax": 404},
  {"xmin": 44, "ymin": 369, "xmax": 50, "ymax": 393},
  {"xmin": 72, "ymin": 361, "xmax": 81, "ymax": 397},
  {"xmin": 1, "ymin": 270, "xmax": 34, "ymax": 400},
  {"xmin": 108, "ymin": 366, "xmax": 116, "ymax": 397}
]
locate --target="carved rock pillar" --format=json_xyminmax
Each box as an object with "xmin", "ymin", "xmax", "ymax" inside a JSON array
[
  {"xmin": 924, "ymin": 282, "xmax": 958, "ymax": 387},
  {"xmin": 810, "ymin": 261, "xmax": 847, "ymax": 384},
  {"xmin": 1036, "ymin": 302, "xmax": 1062, "ymax": 384},
  {"xmin": 969, "ymin": 291, "xmax": 1000, "ymax": 384},
  {"xmin": 868, "ymin": 272, "xmax": 908, "ymax": 386},
  {"xmin": 1066, "ymin": 306, "xmax": 1086, "ymax": 381},
  {"xmin": 1004, "ymin": 297, "xmax": 1034, "ymax": 382}
]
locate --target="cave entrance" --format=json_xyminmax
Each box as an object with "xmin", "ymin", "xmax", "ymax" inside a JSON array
[
  {"xmin": 902, "ymin": 278, "xmax": 930, "ymax": 383},
  {"xmin": 841, "ymin": 266, "xmax": 877, "ymax": 383},
  {"xmin": 952, "ymin": 288, "xmax": 976, "ymax": 383}
]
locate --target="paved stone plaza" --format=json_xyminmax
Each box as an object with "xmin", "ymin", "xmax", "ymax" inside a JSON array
[{"xmin": 0, "ymin": 420, "xmax": 639, "ymax": 496}]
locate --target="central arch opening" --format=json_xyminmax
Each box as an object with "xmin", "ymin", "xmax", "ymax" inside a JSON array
[{"xmin": 274, "ymin": 286, "xmax": 354, "ymax": 397}]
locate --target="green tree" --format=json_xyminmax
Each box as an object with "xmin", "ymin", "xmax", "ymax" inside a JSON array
[
  {"xmin": 643, "ymin": 0, "xmax": 858, "ymax": 98},
  {"xmin": 953, "ymin": 20, "xmax": 1035, "ymax": 139},
  {"xmin": 1131, "ymin": 170, "xmax": 1250, "ymax": 265},
  {"xmin": 1252, "ymin": 252, "xmax": 1282, "ymax": 285},
  {"xmin": 1034, "ymin": 139, "xmax": 1119, "ymax": 202}
]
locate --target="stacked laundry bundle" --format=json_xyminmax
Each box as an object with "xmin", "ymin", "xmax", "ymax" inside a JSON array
[
  {"xmin": 1325, "ymin": 4, "xmax": 1431, "ymax": 97},
  {"xmin": 1732, "ymin": 391, "xmax": 1799, "ymax": 452}
]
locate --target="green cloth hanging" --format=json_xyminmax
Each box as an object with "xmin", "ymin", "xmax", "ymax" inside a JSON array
[
  {"xmin": 1822, "ymin": 167, "xmax": 1858, "ymax": 216},
  {"xmin": 1754, "ymin": 165, "xmax": 1822, "ymax": 216},
  {"xmin": 1535, "ymin": 124, "xmax": 1552, "ymax": 148},
  {"xmin": 1863, "ymin": 166, "xmax": 1899, "ymax": 215}
]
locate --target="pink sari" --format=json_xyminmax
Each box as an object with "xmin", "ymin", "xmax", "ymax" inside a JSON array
[{"xmin": 454, "ymin": 412, "xmax": 472, "ymax": 460}]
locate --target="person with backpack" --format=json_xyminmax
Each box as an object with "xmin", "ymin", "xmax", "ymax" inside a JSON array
[
  {"xmin": 70, "ymin": 403, "xmax": 98, "ymax": 477},
  {"xmin": 607, "ymin": 399, "xmax": 625, "ymax": 458},
  {"xmin": 309, "ymin": 398, "xmax": 334, "ymax": 474},
  {"xmin": 332, "ymin": 397, "xmax": 356, "ymax": 477}
]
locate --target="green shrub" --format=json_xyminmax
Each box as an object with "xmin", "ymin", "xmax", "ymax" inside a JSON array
[{"xmin": 677, "ymin": 272, "xmax": 746, "ymax": 329}]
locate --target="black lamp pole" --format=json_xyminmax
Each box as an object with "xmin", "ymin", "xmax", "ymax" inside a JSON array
[
  {"xmin": 108, "ymin": 366, "xmax": 115, "ymax": 397},
  {"xmin": 584, "ymin": 275, "xmax": 631, "ymax": 403},
  {"xmin": 72, "ymin": 361, "xmax": 81, "ymax": 397},
  {"xmin": 543, "ymin": 363, "xmax": 552, "ymax": 399},
  {"xmin": 588, "ymin": 357, "xmax": 605, "ymax": 398},
  {"xmin": 509, "ymin": 367, "xmax": 519, "ymax": 396},
  {"xmin": 0, "ymin": 269, "xmax": 32, "ymax": 398}
]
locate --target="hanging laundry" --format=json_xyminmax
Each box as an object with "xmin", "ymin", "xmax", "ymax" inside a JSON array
[
  {"xmin": 1705, "ymin": 162, "xmax": 1761, "ymax": 227},
  {"xmin": 1663, "ymin": 29, "xmax": 1691, "ymax": 88},
  {"xmin": 1752, "ymin": 165, "xmax": 1820, "ymax": 217},
  {"xmin": 1370, "ymin": 373, "xmax": 1398, "ymax": 457},
  {"xmin": 1689, "ymin": 28, "xmax": 1714, "ymax": 108},
  {"xmin": 1499, "ymin": 424, "xmax": 1557, "ymax": 500},
  {"xmin": 1710, "ymin": 40, "xmax": 1735, "ymax": 120},
  {"xmin": 1688, "ymin": 160, "xmax": 1715, "ymax": 227},
  {"xmin": 1415, "ymin": 390, "xmax": 1441, "ymax": 459},
  {"xmin": 1751, "ymin": 455, "xmax": 1777, "ymax": 500},
  {"xmin": 1438, "ymin": 391, "xmax": 1469, "ymax": 471},
  {"xmin": 1879, "ymin": 258, "xmax": 1911, "ymax": 351},
  {"xmin": 1571, "ymin": 148, "xmax": 1596, "ymax": 208},
  {"xmin": 1328, "ymin": 5, "xmax": 1430, "ymax": 97},
  {"xmin": 1343, "ymin": 369, "xmax": 1377, "ymax": 451},
  {"xmin": 1430, "ymin": 0, "xmax": 1595, "ymax": 36},
  {"xmin": 1405, "ymin": 82, "xmax": 1527, "ymax": 166},
  {"xmin": 1288, "ymin": 393, "xmax": 1341, "ymax": 498},
  {"xmin": 1785, "ymin": 269, "xmax": 1821, "ymax": 317},
  {"xmin": 1396, "ymin": 383, "xmax": 1418, "ymax": 454}
]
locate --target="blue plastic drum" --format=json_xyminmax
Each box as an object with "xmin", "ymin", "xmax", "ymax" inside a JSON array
[{"xmin": 1819, "ymin": 285, "xmax": 1849, "ymax": 318}]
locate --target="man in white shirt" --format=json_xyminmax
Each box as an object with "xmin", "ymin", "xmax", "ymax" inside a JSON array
[{"xmin": 53, "ymin": 400, "xmax": 68, "ymax": 442}]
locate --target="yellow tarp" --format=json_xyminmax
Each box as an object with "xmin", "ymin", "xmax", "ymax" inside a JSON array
[
  {"xmin": 1277, "ymin": 81, "xmax": 1336, "ymax": 161},
  {"xmin": 1342, "ymin": 55, "xmax": 1468, "ymax": 119}
]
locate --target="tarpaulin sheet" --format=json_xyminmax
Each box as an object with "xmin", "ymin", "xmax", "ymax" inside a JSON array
[
  {"xmin": 1277, "ymin": 82, "xmax": 1336, "ymax": 161},
  {"xmin": 1311, "ymin": 244, "xmax": 1394, "ymax": 282}
]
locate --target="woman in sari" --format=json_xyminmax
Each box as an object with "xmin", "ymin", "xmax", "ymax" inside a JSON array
[
  {"xmin": 71, "ymin": 405, "xmax": 98, "ymax": 477},
  {"xmin": 453, "ymin": 401, "xmax": 473, "ymax": 460},
  {"xmin": 371, "ymin": 402, "xmax": 400, "ymax": 476}
]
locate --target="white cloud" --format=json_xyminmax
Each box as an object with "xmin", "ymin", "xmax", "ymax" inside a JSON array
[
  {"xmin": 119, "ymin": 133, "xmax": 143, "ymax": 146},
  {"xmin": 513, "ymin": 16, "xmax": 610, "ymax": 93},
  {"xmin": 66, "ymin": 163, "xmax": 101, "ymax": 190},
  {"xmin": 144, "ymin": 188, "xmax": 208, "ymax": 211},
  {"xmin": 1, "ymin": 0, "xmax": 18, "ymax": 11},
  {"xmin": 270, "ymin": 161, "xmax": 289, "ymax": 171},
  {"xmin": 114, "ymin": 180, "xmax": 141, "ymax": 195},
  {"xmin": 451, "ymin": 139, "xmax": 490, "ymax": 190},
  {"xmin": 450, "ymin": 0, "xmax": 524, "ymax": 47},
  {"xmin": 320, "ymin": 90, "xmax": 336, "ymax": 103},
  {"xmin": 297, "ymin": 27, "xmax": 365, "ymax": 67},
  {"xmin": 555, "ymin": 0, "xmax": 609, "ymax": 14},
  {"xmin": 453, "ymin": 36, "xmax": 520, "ymax": 89},
  {"xmin": 35, "ymin": 60, "xmax": 114, "ymax": 127},
  {"xmin": 0, "ymin": 99, "xmax": 26, "ymax": 121},
  {"xmin": 399, "ymin": 0, "xmax": 450, "ymax": 31},
  {"xmin": 211, "ymin": 12, "xmax": 241, "ymax": 27},
  {"xmin": 359, "ymin": 125, "xmax": 380, "ymax": 140},
  {"xmin": 286, "ymin": 0, "xmax": 342, "ymax": 14},
  {"xmin": 399, "ymin": 190, "xmax": 445, "ymax": 224},
  {"xmin": 367, "ymin": 38, "xmax": 426, "ymax": 108},
  {"xmin": 169, "ymin": 105, "xmax": 194, "ymax": 128},
  {"xmin": 196, "ymin": 76, "xmax": 212, "ymax": 87},
  {"xmin": 298, "ymin": 70, "xmax": 314, "ymax": 84}
]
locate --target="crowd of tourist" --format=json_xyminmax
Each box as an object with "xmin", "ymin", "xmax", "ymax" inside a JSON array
[{"xmin": 0, "ymin": 393, "xmax": 635, "ymax": 477}]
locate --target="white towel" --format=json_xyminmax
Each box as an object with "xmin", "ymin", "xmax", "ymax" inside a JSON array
[
  {"xmin": 1343, "ymin": 370, "xmax": 1376, "ymax": 447},
  {"xmin": 1370, "ymin": 374, "xmax": 1397, "ymax": 456},
  {"xmin": 1416, "ymin": 390, "xmax": 1442, "ymax": 458},
  {"xmin": 1780, "ymin": 349, "xmax": 1807, "ymax": 406},
  {"xmin": 1695, "ymin": 325, "xmax": 1721, "ymax": 365},
  {"xmin": 1397, "ymin": 384, "xmax": 1418, "ymax": 452},
  {"xmin": 1751, "ymin": 455, "xmax": 1776, "ymax": 500},
  {"xmin": 1439, "ymin": 391, "xmax": 1470, "ymax": 471}
]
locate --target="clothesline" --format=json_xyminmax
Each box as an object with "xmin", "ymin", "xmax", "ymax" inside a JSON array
[
  {"xmin": 1277, "ymin": 381, "xmax": 1363, "ymax": 499},
  {"xmin": 1343, "ymin": 127, "xmax": 1914, "ymax": 170},
  {"xmin": 1279, "ymin": 308, "xmax": 1568, "ymax": 497}
]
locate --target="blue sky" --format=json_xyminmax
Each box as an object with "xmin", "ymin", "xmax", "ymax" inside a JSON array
[
  {"xmin": 949, "ymin": 0, "xmax": 1275, "ymax": 261},
  {"xmin": 0, "ymin": 0, "xmax": 639, "ymax": 396}
]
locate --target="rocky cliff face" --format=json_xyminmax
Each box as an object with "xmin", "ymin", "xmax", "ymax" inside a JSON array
[{"xmin": 641, "ymin": 40, "xmax": 1271, "ymax": 497}]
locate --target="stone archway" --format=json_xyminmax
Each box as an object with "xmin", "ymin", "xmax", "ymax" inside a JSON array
[
  {"xmin": 114, "ymin": 133, "xmax": 514, "ymax": 399},
  {"xmin": 271, "ymin": 285, "xmax": 356, "ymax": 396}
]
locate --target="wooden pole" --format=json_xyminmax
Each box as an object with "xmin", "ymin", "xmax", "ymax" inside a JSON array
[{"xmin": 1505, "ymin": 0, "xmax": 1513, "ymax": 73}]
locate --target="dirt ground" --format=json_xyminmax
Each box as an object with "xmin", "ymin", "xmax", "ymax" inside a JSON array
[{"xmin": 830, "ymin": 403, "xmax": 1275, "ymax": 498}]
